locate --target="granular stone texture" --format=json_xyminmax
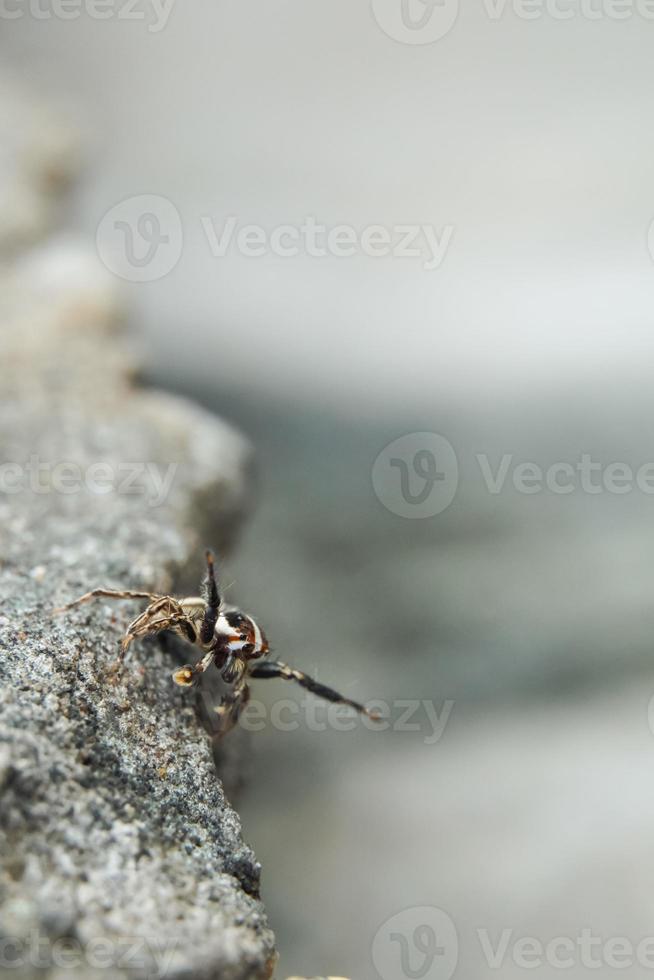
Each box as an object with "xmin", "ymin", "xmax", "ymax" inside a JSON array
[{"xmin": 0, "ymin": 83, "xmax": 275, "ymax": 980}]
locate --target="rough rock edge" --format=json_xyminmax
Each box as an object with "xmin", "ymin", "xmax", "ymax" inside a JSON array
[{"xmin": 0, "ymin": 83, "xmax": 276, "ymax": 980}]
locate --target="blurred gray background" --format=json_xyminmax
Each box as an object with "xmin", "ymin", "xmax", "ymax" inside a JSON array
[{"xmin": 4, "ymin": 3, "xmax": 654, "ymax": 977}]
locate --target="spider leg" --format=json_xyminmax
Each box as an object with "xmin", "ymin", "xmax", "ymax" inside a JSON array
[
  {"xmin": 113, "ymin": 608, "xmax": 200, "ymax": 679},
  {"xmin": 57, "ymin": 589, "xmax": 199, "ymax": 677},
  {"xmin": 249, "ymin": 660, "xmax": 380, "ymax": 721},
  {"xmin": 121, "ymin": 598, "xmax": 191, "ymax": 654},
  {"xmin": 213, "ymin": 676, "xmax": 251, "ymax": 738},
  {"xmin": 172, "ymin": 648, "xmax": 217, "ymax": 688},
  {"xmin": 172, "ymin": 631, "xmax": 233, "ymax": 689},
  {"xmin": 55, "ymin": 588, "xmax": 160, "ymax": 614},
  {"xmin": 199, "ymin": 550, "xmax": 221, "ymax": 646},
  {"xmin": 113, "ymin": 608, "xmax": 198, "ymax": 678},
  {"xmin": 56, "ymin": 588, "xmax": 166, "ymax": 668}
]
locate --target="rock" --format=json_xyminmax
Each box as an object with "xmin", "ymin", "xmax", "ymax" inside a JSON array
[
  {"xmin": 0, "ymin": 77, "xmax": 79, "ymax": 252},
  {"xmin": 0, "ymin": 86, "xmax": 275, "ymax": 980}
]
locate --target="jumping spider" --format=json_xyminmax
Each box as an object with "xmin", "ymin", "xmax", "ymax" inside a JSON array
[{"xmin": 58, "ymin": 551, "xmax": 379, "ymax": 736}]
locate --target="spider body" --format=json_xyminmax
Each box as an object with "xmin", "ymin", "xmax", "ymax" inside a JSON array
[{"xmin": 58, "ymin": 551, "xmax": 378, "ymax": 736}]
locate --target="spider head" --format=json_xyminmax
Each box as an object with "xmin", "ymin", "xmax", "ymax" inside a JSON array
[{"xmin": 218, "ymin": 608, "xmax": 269, "ymax": 659}]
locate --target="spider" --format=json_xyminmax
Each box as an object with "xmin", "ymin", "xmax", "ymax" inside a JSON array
[{"xmin": 57, "ymin": 551, "xmax": 379, "ymax": 736}]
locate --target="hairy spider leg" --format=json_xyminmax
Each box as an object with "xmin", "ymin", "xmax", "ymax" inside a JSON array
[
  {"xmin": 200, "ymin": 550, "xmax": 221, "ymax": 646},
  {"xmin": 56, "ymin": 589, "xmax": 194, "ymax": 669},
  {"xmin": 121, "ymin": 596, "xmax": 190, "ymax": 656},
  {"xmin": 250, "ymin": 660, "xmax": 380, "ymax": 720},
  {"xmin": 213, "ymin": 675, "xmax": 251, "ymax": 737},
  {"xmin": 172, "ymin": 641, "xmax": 243, "ymax": 690},
  {"xmin": 55, "ymin": 588, "xmax": 160, "ymax": 614},
  {"xmin": 172, "ymin": 647, "xmax": 218, "ymax": 688}
]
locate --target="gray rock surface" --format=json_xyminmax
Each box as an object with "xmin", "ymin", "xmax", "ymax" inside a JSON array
[{"xmin": 0, "ymin": 88, "xmax": 275, "ymax": 980}]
